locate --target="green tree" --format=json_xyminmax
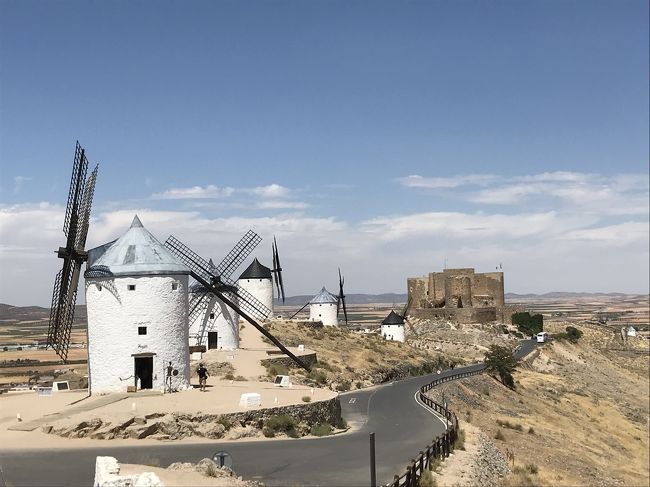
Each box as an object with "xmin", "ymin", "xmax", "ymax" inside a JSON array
[
  {"xmin": 565, "ymin": 326, "xmax": 583, "ymax": 343},
  {"xmin": 484, "ymin": 344, "xmax": 517, "ymax": 389}
]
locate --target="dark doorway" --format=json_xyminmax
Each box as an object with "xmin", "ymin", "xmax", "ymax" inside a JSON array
[
  {"xmin": 208, "ymin": 332, "xmax": 218, "ymax": 350},
  {"xmin": 134, "ymin": 356, "xmax": 153, "ymax": 389}
]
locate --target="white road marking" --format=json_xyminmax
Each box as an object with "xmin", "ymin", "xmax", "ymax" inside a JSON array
[{"xmin": 348, "ymin": 398, "xmax": 356, "ymax": 404}]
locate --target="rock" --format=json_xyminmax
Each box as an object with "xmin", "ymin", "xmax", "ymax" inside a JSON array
[
  {"xmin": 136, "ymin": 422, "xmax": 160, "ymax": 439},
  {"xmin": 41, "ymin": 425, "xmax": 53, "ymax": 434},
  {"xmin": 134, "ymin": 416, "xmax": 147, "ymax": 425}
]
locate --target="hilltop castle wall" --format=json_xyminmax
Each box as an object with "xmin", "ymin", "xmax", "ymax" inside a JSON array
[{"xmin": 407, "ymin": 268, "xmax": 505, "ymax": 323}]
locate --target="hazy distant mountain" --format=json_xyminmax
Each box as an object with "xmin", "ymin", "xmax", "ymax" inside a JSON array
[
  {"xmin": 275, "ymin": 293, "xmax": 408, "ymax": 306},
  {"xmin": 505, "ymin": 292, "xmax": 641, "ymax": 299}
]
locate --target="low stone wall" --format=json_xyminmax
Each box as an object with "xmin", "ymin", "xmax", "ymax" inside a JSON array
[
  {"xmin": 261, "ymin": 352, "xmax": 318, "ymax": 370},
  {"xmin": 47, "ymin": 396, "xmax": 341, "ymax": 441}
]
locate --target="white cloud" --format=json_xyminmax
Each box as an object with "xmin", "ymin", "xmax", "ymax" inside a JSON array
[
  {"xmin": 400, "ymin": 171, "xmax": 649, "ymax": 217},
  {"xmin": 257, "ymin": 200, "xmax": 309, "ymax": 210},
  {"xmin": 247, "ymin": 184, "xmax": 291, "ymax": 199},
  {"xmin": 399, "ymin": 174, "xmax": 498, "ymax": 189},
  {"xmin": 151, "ymin": 185, "xmax": 235, "ymax": 199}
]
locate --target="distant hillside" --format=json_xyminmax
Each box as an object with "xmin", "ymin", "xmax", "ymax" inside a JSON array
[
  {"xmin": 505, "ymin": 292, "xmax": 642, "ymax": 299},
  {"xmin": 275, "ymin": 293, "xmax": 408, "ymax": 306}
]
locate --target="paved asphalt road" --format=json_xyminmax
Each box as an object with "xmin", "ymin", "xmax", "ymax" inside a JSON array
[{"xmin": 0, "ymin": 340, "xmax": 537, "ymax": 487}]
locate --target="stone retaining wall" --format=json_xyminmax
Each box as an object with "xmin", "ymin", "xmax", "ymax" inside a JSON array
[{"xmin": 261, "ymin": 352, "xmax": 318, "ymax": 370}]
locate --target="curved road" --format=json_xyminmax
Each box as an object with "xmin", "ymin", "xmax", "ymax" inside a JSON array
[{"xmin": 0, "ymin": 340, "xmax": 536, "ymax": 487}]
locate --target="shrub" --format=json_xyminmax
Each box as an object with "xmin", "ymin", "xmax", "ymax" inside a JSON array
[
  {"xmin": 484, "ymin": 345, "xmax": 517, "ymax": 389},
  {"xmin": 266, "ymin": 363, "xmax": 289, "ymax": 377},
  {"xmin": 512, "ymin": 312, "xmax": 543, "ymax": 336},
  {"xmin": 234, "ymin": 375, "xmax": 247, "ymax": 381},
  {"xmin": 223, "ymin": 372, "xmax": 235, "ymax": 380},
  {"xmin": 528, "ymin": 426, "xmax": 535, "ymax": 434},
  {"xmin": 336, "ymin": 380, "xmax": 351, "ymax": 392},
  {"xmin": 335, "ymin": 416, "xmax": 348, "ymax": 429},
  {"xmin": 453, "ymin": 428, "xmax": 466, "ymax": 451},
  {"xmin": 262, "ymin": 426, "xmax": 275, "ymax": 438},
  {"xmin": 310, "ymin": 422, "xmax": 333, "ymax": 437},
  {"xmin": 418, "ymin": 469, "xmax": 437, "ymax": 487},
  {"xmin": 308, "ymin": 370, "xmax": 327, "ymax": 385},
  {"xmin": 565, "ymin": 326, "xmax": 583, "ymax": 343},
  {"xmin": 525, "ymin": 463, "xmax": 539, "ymax": 474},
  {"xmin": 264, "ymin": 414, "xmax": 299, "ymax": 437},
  {"xmin": 356, "ymin": 381, "xmax": 364, "ymax": 389},
  {"xmin": 494, "ymin": 429, "xmax": 505, "ymax": 441},
  {"xmin": 302, "ymin": 395, "xmax": 311, "ymax": 403}
]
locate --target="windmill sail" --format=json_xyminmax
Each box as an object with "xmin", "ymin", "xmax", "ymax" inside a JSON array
[
  {"xmin": 47, "ymin": 142, "xmax": 98, "ymax": 361},
  {"xmin": 164, "ymin": 235, "xmax": 310, "ymax": 371}
]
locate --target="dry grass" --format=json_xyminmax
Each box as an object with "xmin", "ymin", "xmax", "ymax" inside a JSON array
[
  {"xmin": 426, "ymin": 324, "xmax": 649, "ymax": 487},
  {"xmin": 264, "ymin": 320, "xmax": 460, "ymax": 387}
]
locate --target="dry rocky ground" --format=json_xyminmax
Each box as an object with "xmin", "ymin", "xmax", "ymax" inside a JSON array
[
  {"xmin": 262, "ymin": 320, "xmax": 465, "ymax": 390},
  {"xmin": 424, "ymin": 321, "xmax": 649, "ymax": 487}
]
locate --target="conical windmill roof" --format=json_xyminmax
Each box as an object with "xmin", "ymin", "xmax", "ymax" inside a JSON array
[
  {"xmin": 310, "ymin": 287, "xmax": 338, "ymax": 304},
  {"xmin": 382, "ymin": 310, "xmax": 405, "ymax": 325},
  {"xmin": 86, "ymin": 215, "xmax": 189, "ymax": 277},
  {"xmin": 239, "ymin": 258, "xmax": 272, "ymax": 279}
]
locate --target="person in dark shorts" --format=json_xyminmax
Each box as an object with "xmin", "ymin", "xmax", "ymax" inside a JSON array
[{"xmin": 197, "ymin": 363, "xmax": 209, "ymax": 391}]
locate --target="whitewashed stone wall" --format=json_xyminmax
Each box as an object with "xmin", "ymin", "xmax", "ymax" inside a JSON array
[
  {"xmin": 86, "ymin": 274, "xmax": 191, "ymax": 394},
  {"xmin": 381, "ymin": 324, "xmax": 405, "ymax": 342},
  {"xmin": 189, "ymin": 295, "xmax": 240, "ymax": 349},
  {"xmin": 94, "ymin": 456, "xmax": 162, "ymax": 487},
  {"xmin": 238, "ymin": 277, "xmax": 273, "ymax": 317},
  {"xmin": 309, "ymin": 302, "xmax": 338, "ymax": 327}
]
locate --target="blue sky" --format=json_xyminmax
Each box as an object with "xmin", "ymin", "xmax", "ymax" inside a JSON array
[{"xmin": 1, "ymin": 0, "xmax": 648, "ymax": 305}]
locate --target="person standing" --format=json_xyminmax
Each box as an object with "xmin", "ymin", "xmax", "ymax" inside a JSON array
[{"xmin": 197, "ymin": 363, "xmax": 209, "ymax": 392}]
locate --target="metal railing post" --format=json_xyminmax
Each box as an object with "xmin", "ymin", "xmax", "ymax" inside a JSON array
[{"xmin": 370, "ymin": 432, "xmax": 377, "ymax": 487}]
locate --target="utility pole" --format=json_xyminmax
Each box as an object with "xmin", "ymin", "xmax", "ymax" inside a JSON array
[{"xmin": 370, "ymin": 432, "xmax": 377, "ymax": 487}]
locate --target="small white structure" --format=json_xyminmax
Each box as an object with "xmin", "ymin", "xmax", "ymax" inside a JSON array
[
  {"xmin": 309, "ymin": 287, "xmax": 339, "ymax": 326},
  {"xmin": 536, "ymin": 331, "xmax": 548, "ymax": 343},
  {"xmin": 381, "ymin": 310, "xmax": 406, "ymax": 342},
  {"xmin": 239, "ymin": 392, "xmax": 261, "ymax": 407},
  {"xmin": 273, "ymin": 375, "xmax": 291, "ymax": 387},
  {"xmin": 238, "ymin": 258, "xmax": 274, "ymax": 316},
  {"xmin": 189, "ymin": 279, "xmax": 240, "ymax": 350},
  {"xmin": 94, "ymin": 456, "xmax": 162, "ymax": 487},
  {"xmin": 85, "ymin": 215, "xmax": 191, "ymax": 394},
  {"xmin": 627, "ymin": 326, "xmax": 637, "ymax": 337}
]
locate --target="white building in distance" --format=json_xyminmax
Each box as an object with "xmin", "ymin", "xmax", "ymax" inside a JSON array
[
  {"xmin": 188, "ymin": 281, "xmax": 240, "ymax": 350},
  {"xmin": 237, "ymin": 258, "xmax": 273, "ymax": 316},
  {"xmin": 381, "ymin": 310, "xmax": 405, "ymax": 342},
  {"xmin": 84, "ymin": 215, "xmax": 191, "ymax": 394},
  {"xmin": 309, "ymin": 287, "xmax": 339, "ymax": 326}
]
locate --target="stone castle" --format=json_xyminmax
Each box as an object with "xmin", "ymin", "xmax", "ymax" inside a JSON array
[{"xmin": 407, "ymin": 268, "xmax": 504, "ymax": 323}]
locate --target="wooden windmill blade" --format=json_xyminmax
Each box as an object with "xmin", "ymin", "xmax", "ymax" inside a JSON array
[
  {"xmin": 164, "ymin": 235, "xmax": 310, "ymax": 371},
  {"xmin": 47, "ymin": 142, "xmax": 98, "ymax": 362},
  {"xmin": 272, "ymin": 236, "xmax": 286, "ymax": 303},
  {"xmin": 401, "ymin": 295, "xmax": 413, "ymax": 319},
  {"xmin": 338, "ymin": 268, "xmax": 348, "ymax": 325},
  {"xmin": 214, "ymin": 230, "xmax": 261, "ymax": 280}
]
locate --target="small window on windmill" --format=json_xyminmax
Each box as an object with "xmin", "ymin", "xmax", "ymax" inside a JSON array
[
  {"xmin": 172, "ymin": 282, "xmax": 178, "ymax": 290},
  {"xmin": 138, "ymin": 326, "xmax": 147, "ymax": 335},
  {"xmin": 209, "ymin": 312, "xmax": 215, "ymax": 319},
  {"xmin": 128, "ymin": 284, "xmax": 136, "ymax": 291}
]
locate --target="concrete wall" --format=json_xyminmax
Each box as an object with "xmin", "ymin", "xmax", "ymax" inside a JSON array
[
  {"xmin": 85, "ymin": 275, "xmax": 191, "ymax": 394},
  {"xmin": 238, "ymin": 277, "xmax": 273, "ymax": 317}
]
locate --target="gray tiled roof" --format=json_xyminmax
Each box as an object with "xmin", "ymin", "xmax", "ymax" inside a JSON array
[
  {"xmin": 310, "ymin": 287, "xmax": 338, "ymax": 304},
  {"xmin": 85, "ymin": 215, "xmax": 189, "ymax": 277}
]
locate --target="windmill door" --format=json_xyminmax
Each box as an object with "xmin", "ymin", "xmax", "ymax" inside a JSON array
[
  {"xmin": 208, "ymin": 332, "xmax": 218, "ymax": 350},
  {"xmin": 134, "ymin": 356, "xmax": 153, "ymax": 389}
]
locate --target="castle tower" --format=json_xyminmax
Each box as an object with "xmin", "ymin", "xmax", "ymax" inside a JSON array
[
  {"xmin": 84, "ymin": 215, "xmax": 191, "ymax": 394},
  {"xmin": 309, "ymin": 287, "xmax": 338, "ymax": 326},
  {"xmin": 238, "ymin": 258, "xmax": 273, "ymax": 317},
  {"xmin": 381, "ymin": 310, "xmax": 405, "ymax": 342}
]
